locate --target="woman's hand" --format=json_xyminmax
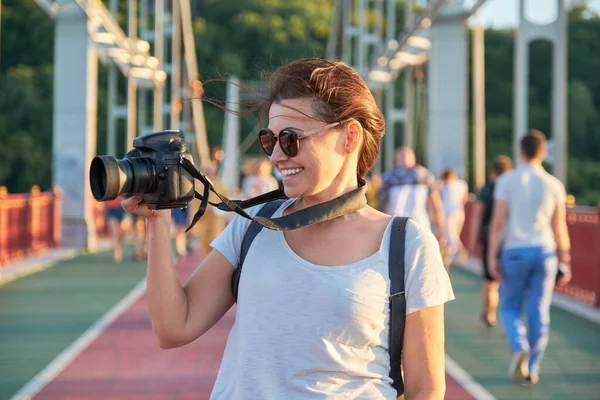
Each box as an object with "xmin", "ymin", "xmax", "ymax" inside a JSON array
[{"xmin": 121, "ymin": 195, "xmax": 169, "ymax": 220}]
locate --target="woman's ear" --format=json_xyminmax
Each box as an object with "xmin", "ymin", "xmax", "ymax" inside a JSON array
[{"xmin": 344, "ymin": 120, "xmax": 363, "ymax": 154}]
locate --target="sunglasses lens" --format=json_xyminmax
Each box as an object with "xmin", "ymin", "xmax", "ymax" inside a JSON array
[
  {"xmin": 258, "ymin": 129, "xmax": 276, "ymax": 155},
  {"xmin": 279, "ymin": 129, "xmax": 299, "ymax": 157}
]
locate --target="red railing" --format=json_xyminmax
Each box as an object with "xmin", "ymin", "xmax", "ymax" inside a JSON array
[
  {"xmin": 0, "ymin": 186, "xmax": 109, "ymax": 267},
  {"xmin": 0, "ymin": 186, "xmax": 62, "ymax": 266},
  {"xmin": 462, "ymin": 199, "xmax": 600, "ymax": 308}
]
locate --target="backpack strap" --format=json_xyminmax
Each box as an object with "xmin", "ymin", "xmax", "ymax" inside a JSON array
[
  {"xmin": 389, "ymin": 217, "xmax": 409, "ymax": 395},
  {"xmin": 231, "ymin": 200, "xmax": 286, "ymax": 301}
]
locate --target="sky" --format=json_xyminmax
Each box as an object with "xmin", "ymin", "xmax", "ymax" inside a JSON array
[{"xmin": 464, "ymin": 0, "xmax": 600, "ymax": 28}]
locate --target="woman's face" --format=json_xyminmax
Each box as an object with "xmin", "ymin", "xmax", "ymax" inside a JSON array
[{"xmin": 267, "ymin": 98, "xmax": 347, "ymax": 199}]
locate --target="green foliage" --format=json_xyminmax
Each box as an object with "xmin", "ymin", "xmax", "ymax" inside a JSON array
[
  {"xmin": 190, "ymin": 0, "xmax": 334, "ymax": 148},
  {"xmin": 0, "ymin": 0, "xmax": 599, "ymax": 205},
  {"xmin": 473, "ymin": 8, "xmax": 600, "ymax": 205}
]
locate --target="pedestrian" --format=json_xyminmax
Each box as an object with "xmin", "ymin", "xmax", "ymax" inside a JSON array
[
  {"xmin": 487, "ymin": 130, "xmax": 572, "ymax": 386},
  {"xmin": 467, "ymin": 155, "xmax": 513, "ymax": 327}
]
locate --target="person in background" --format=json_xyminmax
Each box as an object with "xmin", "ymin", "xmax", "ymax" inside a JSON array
[
  {"xmin": 467, "ymin": 155, "xmax": 513, "ymax": 328},
  {"xmin": 241, "ymin": 158, "xmax": 279, "ymax": 198},
  {"xmin": 105, "ymin": 197, "xmax": 127, "ymax": 264},
  {"xmin": 171, "ymin": 206, "xmax": 190, "ymax": 258},
  {"xmin": 378, "ymin": 146, "xmax": 446, "ymax": 245},
  {"xmin": 437, "ymin": 168, "xmax": 468, "ymax": 269},
  {"xmin": 365, "ymin": 172, "xmax": 382, "ymax": 209},
  {"xmin": 488, "ymin": 130, "xmax": 572, "ymax": 386},
  {"xmin": 192, "ymin": 161, "xmax": 227, "ymax": 258},
  {"xmin": 130, "ymin": 214, "xmax": 147, "ymax": 261}
]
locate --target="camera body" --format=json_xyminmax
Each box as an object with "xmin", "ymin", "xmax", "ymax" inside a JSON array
[{"xmin": 90, "ymin": 130, "xmax": 195, "ymax": 210}]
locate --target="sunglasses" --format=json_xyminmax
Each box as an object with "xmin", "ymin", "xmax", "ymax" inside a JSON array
[{"xmin": 258, "ymin": 121, "xmax": 343, "ymax": 157}]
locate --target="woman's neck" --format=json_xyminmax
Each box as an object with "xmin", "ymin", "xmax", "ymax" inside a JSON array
[{"xmin": 295, "ymin": 175, "xmax": 360, "ymax": 211}]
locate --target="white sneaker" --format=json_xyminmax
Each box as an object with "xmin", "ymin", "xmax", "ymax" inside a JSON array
[{"xmin": 508, "ymin": 350, "xmax": 529, "ymax": 383}]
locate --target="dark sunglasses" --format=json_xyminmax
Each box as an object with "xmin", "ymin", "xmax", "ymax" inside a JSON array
[{"xmin": 258, "ymin": 121, "xmax": 342, "ymax": 157}]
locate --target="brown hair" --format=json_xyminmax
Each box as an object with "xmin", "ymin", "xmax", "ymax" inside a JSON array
[
  {"xmin": 440, "ymin": 168, "xmax": 457, "ymax": 181},
  {"xmin": 520, "ymin": 129, "xmax": 547, "ymax": 160},
  {"xmin": 491, "ymin": 155, "xmax": 513, "ymax": 176},
  {"xmin": 258, "ymin": 58, "xmax": 385, "ymax": 178}
]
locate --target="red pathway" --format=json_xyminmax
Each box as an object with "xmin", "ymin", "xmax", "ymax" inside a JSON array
[{"xmin": 34, "ymin": 253, "xmax": 474, "ymax": 400}]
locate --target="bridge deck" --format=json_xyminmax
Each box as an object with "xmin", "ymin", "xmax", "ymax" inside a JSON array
[{"xmin": 0, "ymin": 250, "xmax": 598, "ymax": 400}]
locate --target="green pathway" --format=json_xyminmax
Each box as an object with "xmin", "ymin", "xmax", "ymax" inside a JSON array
[
  {"xmin": 446, "ymin": 267, "xmax": 600, "ymax": 400},
  {"xmin": 0, "ymin": 250, "xmax": 146, "ymax": 400}
]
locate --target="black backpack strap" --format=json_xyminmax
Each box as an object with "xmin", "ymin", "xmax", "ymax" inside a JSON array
[
  {"xmin": 389, "ymin": 217, "xmax": 409, "ymax": 396},
  {"xmin": 231, "ymin": 200, "xmax": 286, "ymax": 301}
]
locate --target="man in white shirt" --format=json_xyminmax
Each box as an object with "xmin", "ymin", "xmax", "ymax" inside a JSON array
[
  {"xmin": 378, "ymin": 147, "xmax": 445, "ymax": 244},
  {"xmin": 488, "ymin": 130, "xmax": 572, "ymax": 387}
]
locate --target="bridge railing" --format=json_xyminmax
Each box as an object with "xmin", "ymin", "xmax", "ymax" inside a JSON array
[
  {"xmin": 461, "ymin": 198, "xmax": 600, "ymax": 308},
  {"xmin": 2, "ymin": 187, "xmax": 599, "ymax": 306},
  {"xmin": 0, "ymin": 187, "xmax": 109, "ymax": 267}
]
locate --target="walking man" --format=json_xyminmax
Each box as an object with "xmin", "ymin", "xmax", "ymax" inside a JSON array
[{"xmin": 488, "ymin": 130, "xmax": 572, "ymax": 386}]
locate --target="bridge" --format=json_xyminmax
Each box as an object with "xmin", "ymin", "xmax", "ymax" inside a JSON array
[{"xmin": 0, "ymin": 0, "xmax": 599, "ymax": 399}]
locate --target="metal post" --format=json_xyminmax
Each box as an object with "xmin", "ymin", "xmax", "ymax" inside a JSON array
[
  {"xmin": 513, "ymin": 0, "xmax": 528, "ymax": 160},
  {"xmin": 552, "ymin": 0, "xmax": 568, "ymax": 184},
  {"xmin": 154, "ymin": 0, "xmax": 165, "ymax": 131},
  {"xmin": 472, "ymin": 14, "xmax": 486, "ymax": 190},
  {"xmin": 514, "ymin": 0, "xmax": 568, "ymax": 184},
  {"xmin": 138, "ymin": 0, "xmax": 148, "ymax": 134},
  {"xmin": 106, "ymin": 0, "xmax": 118, "ymax": 156},
  {"xmin": 171, "ymin": 0, "xmax": 182, "ymax": 130},
  {"xmin": 404, "ymin": 0, "xmax": 415, "ymax": 149},
  {"xmin": 384, "ymin": 0, "xmax": 397, "ymax": 171},
  {"xmin": 52, "ymin": 6, "xmax": 98, "ymax": 250},
  {"xmin": 220, "ymin": 76, "xmax": 241, "ymax": 192},
  {"xmin": 356, "ymin": 0, "xmax": 367, "ymax": 75},
  {"xmin": 427, "ymin": 0, "xmax": 468, "ymax": 178},
  {"xmin": 341, "ymin": 0, "xmax": 352, "ymax": 64},
  {"xmin": 0, "ymin": 0, "xmax": 3, "ymax": 71},
  {"xmin": 179, "ymin": 0, "xmax": 211, "ymax": 166},
  {"xmin": 126, "ymin": 0, "xmax": 138, "ymax": 150},
  {"xmin": 107, "ymin": 63, "xmax": 117, "ymax": 155}
]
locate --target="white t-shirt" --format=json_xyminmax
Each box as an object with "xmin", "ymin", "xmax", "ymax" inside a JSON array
[
  {"xmin": 210, "ymin": 199, "xmax": 454, "ymax": 399},
  {"xmin": 439, "ymin": 179, "xmax": 468, "ymax": 216},
  {"xmin": 241, "ymin": 175, "xmax": 280, "ymax": 198},
  {"xmin": 382, "ymin": 166, "xmax": 436, "ymax": 229},
  {"xmin": 494, "ymin": 163, "xmax": 567, "ymax": 250}
]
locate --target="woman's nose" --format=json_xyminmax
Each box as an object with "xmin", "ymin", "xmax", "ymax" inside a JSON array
[{"xmin": 269, "ymin": 138, "xmax": 289, "ymax": 164}]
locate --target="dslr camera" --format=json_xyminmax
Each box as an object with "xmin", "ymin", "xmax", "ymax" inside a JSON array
[{"xmin": 90, "ymin": 131, "xmax": 195, "ymax": 209}]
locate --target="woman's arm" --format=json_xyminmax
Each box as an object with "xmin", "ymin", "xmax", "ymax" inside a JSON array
[
  {"xmin": 147, "ymin": 215, "xmax": 235, "ymax": 348},
  {"xmin": 123, "ymin": 195, "xmax": 235, "ymax": 349},
  {"xmin": 402, "ymin": 305, "xmax": 446, "ymax": 400}
]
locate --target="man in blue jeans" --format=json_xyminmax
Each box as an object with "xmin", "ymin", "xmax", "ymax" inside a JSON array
[{"xmin": 487, "ymin": 130, "xmax": 572, "ymax": 386}]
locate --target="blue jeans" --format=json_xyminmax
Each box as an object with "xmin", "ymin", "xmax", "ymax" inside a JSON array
[{"xmin": 500, "ymin": 246, "xmax": 557, "ymax": 375}]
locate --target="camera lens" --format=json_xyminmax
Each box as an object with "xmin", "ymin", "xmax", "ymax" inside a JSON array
[{"xmin": 89, "ymin": 155, "xmax": 157, "ymax": 201}]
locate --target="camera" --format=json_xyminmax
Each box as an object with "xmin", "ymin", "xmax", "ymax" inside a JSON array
[{"xmin": 89, "ymin": 130, "xmax": 195, "ymax": 209}]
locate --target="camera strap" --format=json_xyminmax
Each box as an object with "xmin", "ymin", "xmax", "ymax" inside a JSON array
[{"xmin": 179, "ymin": 157, "xmax": 368, "ymax": 232}]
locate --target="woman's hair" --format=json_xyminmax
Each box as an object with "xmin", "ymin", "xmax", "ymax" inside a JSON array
[
  {"xmin": 257, "ymin": 58, "xmax": 385, "ymax": 178},
  {"xmin": 440, "ymin": 168, "xmax": 456, "ymax": 181}
]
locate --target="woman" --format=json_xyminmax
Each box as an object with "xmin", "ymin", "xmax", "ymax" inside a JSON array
[
  {"xmin": 123, "ymin": 58, "xmax": 454, "ymax": 399},
  {"xmin": 467, "ymin": 156, "xmax": 513, "ymax": 328},
  {"xmin": 241, "ymin": 158, "xmax": 280, "ymax": 198},
  {"xmin": 437, "ymin": 168, "xmax": 468, "ymax": 268},
  {"xmin": 104, "ymin": 197, "xmax": 127, "ymax": 264}
]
